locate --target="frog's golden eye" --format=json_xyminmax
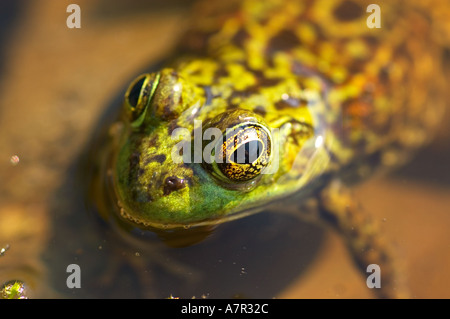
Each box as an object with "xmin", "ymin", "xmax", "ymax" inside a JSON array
[
  {"xmin": 211, "ymin": 122, "xmax": 272, "ymax": 183},
  {"xmin": 124, "ymin": 72, "xmax": 160, "ymax": 127}
]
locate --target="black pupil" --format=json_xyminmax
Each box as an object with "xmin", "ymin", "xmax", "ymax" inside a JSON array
[
  {"xmin": 231, "ymin": 140, "xmax": 263, "ymax": 164},
  {"xmin": 128, "ymin": 77, "xmax": 146, "ymax": 108}
]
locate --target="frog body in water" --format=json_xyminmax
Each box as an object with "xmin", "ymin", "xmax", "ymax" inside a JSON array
[{"xmin": 90, "ymin": 0, "xmax": 450, "ymax": 298}]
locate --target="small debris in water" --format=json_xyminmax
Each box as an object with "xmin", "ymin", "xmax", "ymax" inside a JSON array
[
  {"xmin": 0, "ymin": 244, "xmax": 10, "ymax": 257},
  {"xmin": 10, "ymin": 155, "xmax": 20, "ymax": 166}
]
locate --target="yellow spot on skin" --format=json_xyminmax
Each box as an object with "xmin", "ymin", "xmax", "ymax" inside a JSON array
[
  {"xmin": 297, "ymin": 23, "xmax": 317, "ymax": 45},
  {"xmin": 225, "ymin": 63, "xmax": 256, "ymax": 90},
  {"xmin": 318, "ymin": 42, "xmax": 336, "ymax": 62},
  {"xmin": 345, "ymin": 39, "xmax": 371, "ymax": 59},
  {"xmin": 331, "ymin": 66, "xmax": 348, "ymax": 83},
  {"xmin": 179, "ymin": 59, "xmax": 218, "ymax": 86}
]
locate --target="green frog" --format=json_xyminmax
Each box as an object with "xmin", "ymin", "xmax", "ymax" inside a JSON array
[{"xmin": 88, "ymin": 0, "xmax": 450, "ymax": 299}]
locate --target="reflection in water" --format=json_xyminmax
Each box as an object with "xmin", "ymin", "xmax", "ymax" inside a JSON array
[
  {"xmin": 0, "ymin": 1, "xmax": 25, "ymax": 78},
  {"xmin": 45, "ymin": 165, "xmax": 324, "ymax": 298}
]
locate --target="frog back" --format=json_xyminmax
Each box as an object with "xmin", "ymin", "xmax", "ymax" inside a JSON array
[{"xmin": 178, "ymin": 0, "xmax": 448, "ymax": 177}]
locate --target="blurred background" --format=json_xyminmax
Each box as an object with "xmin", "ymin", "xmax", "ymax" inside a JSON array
[{"xmin": 0, "ymin": 0, "xmax": 449, "ymax": 298}]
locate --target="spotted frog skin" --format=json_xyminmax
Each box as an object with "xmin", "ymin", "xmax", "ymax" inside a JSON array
[{"xmin": 91, "ymin": 0, "xmax": 450, "ymax": 298}]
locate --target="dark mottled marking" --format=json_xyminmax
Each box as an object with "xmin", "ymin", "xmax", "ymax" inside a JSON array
[
  {"xmin": 167, "ymin": 120, "xmax": 180, "ymax": 135},
  {"xmin": 147, "ymin": 154, "xmax": 167, "ymax": 164},
  {"xmin": 258, "ymin": 14, "xmax": 271, "ymax": 26},
  {"xmin": 310, "ymin": 21, "xmax": 327, "ymax": 42},
  {"xmin": 275, "ymin": 96, "xmax": 306, "ymax": 110},
  {"xmin": 363, "ymin": 35, "xmax": 379, "ymax": 46},
  {"xmin": 288, "ymin": 121, "xmax": 314, "ymax": 146},
  {"xmin": 226, "ymin": 103, "xmax": 240, "ymax": 111},
  {"xmin": 251, "ymin": 68, "xmax": 264, "ymax": 78},
  {"xmin": 347, "ymin": 59, "xmax": 367, "ymax": 75},
  {"xmin": 147, "ymin": 136, "xmax": 158, "ymax": 148},
  {"xmin": 214, "ymin": 65, "xmax": 229, "ymax": 79},
  {"xmin": 253, "ymin": 105, "xmax": 267, "ymax": 117},
  {"xmin": 232, "ymin": 28, "xmax": 250, "ymax": 47},
  {"xmin": 394, "ymin": 42, "xmax": 413, "ymax": 63},
  {"xmin": 128, "ymin": 151, "xmax": 141, "ymax": 190},
  {"xmin": 259, "ymin": 76, "xmax": 282, "ymax": 87},
  {"xmin": 378, "ymin": 65, "xmax": 392, "ymax": 83},
  {"xmin": 250, "ymin": 69, "xmax": 282, "ymax": 87},
  {"xmin": 228, "ymin": 84, "xmax": 260, "ymax": 101},
  {"xmin": 162, "ymin": 102, "xmax": 178, "ymax": 121},
  {"xmin": 129, "ymin": 151, "xmax": 140, "ymax": 168},
  {"xmin": 267, "ymin": 29, "xmax": 301, "ymax": 55},
  {"xmin": 275, "ymin": 99, "xmax": 294, "ymax": 109},
  {"xmin": 163, "ymin": 176, "xmax": 186, "ymax": 195},
  {"xmin": 333, "ymin": 0, "xmax": 364, "ymax": 21},
  {"xmin": 226, "ymin": 92, "xmax": 252, "ymax": 109}
]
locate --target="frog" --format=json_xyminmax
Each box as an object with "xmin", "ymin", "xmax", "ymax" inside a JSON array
[
  {"xmin": 0, "ymin": 0, "xmax": 448, "ymax": 297},
  {"xmin": 91, "ymin": 0, "xmax": 449, "ymax": 299}
]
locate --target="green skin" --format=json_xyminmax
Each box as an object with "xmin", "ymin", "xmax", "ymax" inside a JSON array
[
  {"xmin": 91, "ymin": 0, "xmax": 449, "ymax": 298},
  {"xmin": 112, "ymin": 66, "xmax": 327, "ymax": 229}
]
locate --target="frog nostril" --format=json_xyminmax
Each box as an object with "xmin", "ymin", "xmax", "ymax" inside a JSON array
[{"xmin": 163, "ymin": 176, "xmax": 186, "ymax": 195}]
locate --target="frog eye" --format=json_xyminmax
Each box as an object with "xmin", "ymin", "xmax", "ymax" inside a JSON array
[
  {"xmin": 123, "ymin": 73, "xmax": 160, "ymax": 127},
  {"xmin": 210, "ymin": 122, "xmax": 272, "ymax": 183}
]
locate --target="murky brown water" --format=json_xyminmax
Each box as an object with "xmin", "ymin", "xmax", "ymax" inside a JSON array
[{"xmin": 0, "ymin": 0, "xmax": 449, "ymax": 298}]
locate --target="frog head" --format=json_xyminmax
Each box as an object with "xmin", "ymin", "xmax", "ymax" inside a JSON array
[{"xmin": 111, "ymin": 65, "xmax": 331, "ymax": 230}]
